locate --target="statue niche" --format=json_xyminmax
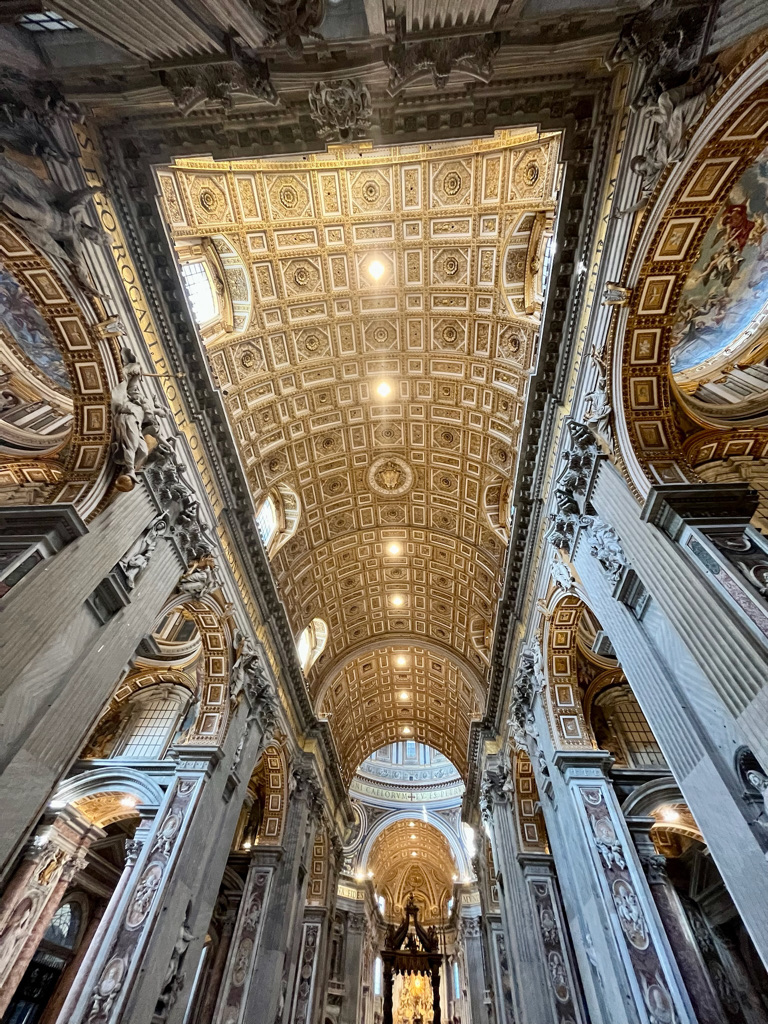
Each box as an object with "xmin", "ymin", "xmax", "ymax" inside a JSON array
[{"xmin": 382, "ymin": 895, "xmax": 441, "ymax": 1024}]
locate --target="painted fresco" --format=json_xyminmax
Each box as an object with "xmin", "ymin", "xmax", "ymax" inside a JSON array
[
  {"xmin": 671, "ymin": 146, "xmax": 768, "ymax": 374},
  {"xmin": 0, "ymin": 266, "xmax": 70, "ymax": 390}
]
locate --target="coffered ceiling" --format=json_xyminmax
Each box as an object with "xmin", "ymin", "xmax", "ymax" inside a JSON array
[
  {"xmin": 368, "ymin": 819, "xmax": 457, "ymax": 922},
  {"xmin": 157, "ymin": 128, "xmax": 561, "ymax": 777}
]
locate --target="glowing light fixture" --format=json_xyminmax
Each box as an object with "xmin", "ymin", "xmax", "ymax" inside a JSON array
[
  {"xmin": 120, "ymin": 796, "xmax": 137, "ymax": 808},
  {"xmin": 411, "ymin": 851, "xmax": 417, "ymax": 857},
  {"xmin": 391, "ymin": 594, "xmax": 404, "ymax": 607},
  {"xmin": 408, "ymin": 821, "xmax": 415, "ymax": 827},
  {"xmin": 452, "ymin": 874, "xmax": 458, "ymax": 881},
  {"xmin": 399, "ymin": 690, "xmax": 410, "ymax": 700},
  {"xmin": 402, "ymin": 726, "xmax": 412, "ymax": 735},
  {"xmin": 376, "ymin": 380, "xmax": 392, "ymax": 398},
  {"xmin": 368, "ymin": 259, "xmax": 385, "ymax": 280},
  {"xmin": 242, "ymin": 840, "xmax": 252, "ymax": 850},
  {"xmin": 367, "ymin": 870, "xmax": 374, "ymax": 878},
  {"xmin": 388, "ymin": 542, "xmax": 401, "ymax": 555},
  {"xmin": 660, "ymin": 808, "xmax": 680, "ymax": 823},
  {"xmin": 397, "ymin": 657, "xmax": 407, "ymax": 667},
  {"xmin": 410, "ymin": 834, "xmax": 417, "ymax": 840}
]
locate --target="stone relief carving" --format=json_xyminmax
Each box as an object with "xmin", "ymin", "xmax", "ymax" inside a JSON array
[
  {"xmin": 160, "ymin": 51, "xmax": 276, "ymax": 115},
  {"xmin": 590, "ymin": 810, "xmax": 626, "ymax": 870},
  {"xmin": 144, "ymin": 436, "xmax": 217, "ymax": 562},
  {"xmin": 556, "ymin": 421, "xmax": 599, "ymax": 497},
  {"xmin": 546, "ymin": 490, "xmax": 581, "ymax": 552},
  {"xmin": 178, "ymin": 553, "xmax": 221, "ymax": 600},
  {"xmin": 602, "ymin": 282, "xmax": 632, "ymax": 306},
  {"xmin": 551, "ymin": 550, "xmax": 575, "ymax": 592},
  {"xmin": 387, "ymin": 33, "xmax": 500, "ymax": 94},
  {"xmin": 508, "ymin": 642, "xmax": 545, "ymax": 758},
  {"xmin": 479, "ymin": 765, "xmax": 513, "ymax": 823},
  {"xmin": 0, "ymin": 153, "xmax": 106, "ymax": 296},
  {"xmin": 0, "ymin": 72, "xmax": 83, "ymax": 164},
  {"xmin": 308, "ymin": 80, "xmax": 372, "ymax": 141},
  {"xmin": 579, "ymin": 515, "xmax": 628, "ymax": 586},
  {"xmin": 154, "ymin": 906, "xmax": 195, "ymax": 1022},
  {"xmin": 630, "ymin": 63, "xmax": 720, "ymax": 202},
  {"xmin": 118, "ymin": 514, "xmax": 168, "ymax": 589},
  {"xmin": 254, "ymin": 0, "xmax": 325, "ymax": 59},
  {"xmin": 606, "ymin": 0, "xmax": 720, "ymax": 205}
]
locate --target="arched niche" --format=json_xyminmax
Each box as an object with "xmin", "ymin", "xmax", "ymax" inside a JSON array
[
  {"xmin": 611, "ymin": 48, "xmax": 768, "ymax": 501},
  {"xmin": 0, "ymin": 217, "xmax": 113, "ymax": 514},
  {"xmin": 80, "ymin": 595, "xmax": 234, "ymax": 762},
  {"xmin": 542, "ymin": 591, "xmax": 664, "ymax": 764},
  {"xmin": 174, "ymin": 234, "xmax": 251, "ymax": 343},
  {"xmin": 237, "ymin": 743, "xmax": 288, "ymax": 850}
]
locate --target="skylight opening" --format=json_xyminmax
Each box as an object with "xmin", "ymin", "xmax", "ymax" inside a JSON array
[{"xmin": 181, "ymin": 262, "xmax": 217, "ymax": 324}]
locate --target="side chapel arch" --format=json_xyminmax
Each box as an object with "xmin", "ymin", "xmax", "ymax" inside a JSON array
[
  {"xmin": 612, "ymin": 45, "xmax": 768, "ymax": 501},
  {"xmin": 0, "ymin": 217, "xmax": 113, "ymax": 515}
]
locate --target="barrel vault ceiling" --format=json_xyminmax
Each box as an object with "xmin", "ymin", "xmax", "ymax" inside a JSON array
[
  {"xmin": 367, "ymin": 819, "xmax": 458, "ymax": 921},
  {"xmin": 157, "ymin": 128, "xmax": 561, "ymax": 779}
]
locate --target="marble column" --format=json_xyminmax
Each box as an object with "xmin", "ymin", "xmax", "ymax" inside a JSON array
[
  {"xmin": 479, "ymin": 762, "xmax": 554, "ymax": 1024},
  {"xmin": 66, "ymin": 699, "xmax": 272, "ymax": 1024},
  {"xmin": 193, "ymin": 893, "xmax": 239, "ymax": 1024},
  {"xmin": 626, "ymin": 816, "xmax": 725, "ymax": 1024},
  {"xmin": 289, "ymin": 909, "xmax": 325, "ymax": 1024},
  {"xmin": 54, "ymin": 823, "xmax": 152, "ymax": 1024},
  {"xmin": 569, "ymin": 478, "xmax": 768, "ymax": 966},
  {"xmin": 237, "ymin": 766, "xmax": 320, "ymax": 1024},
  {"xmin": 0, "ymin": 807, "xmax": 104, "ymax": 1017},
  {"xmin": 459, "ymin": 915, "xmax": 487, "ymax": 1024},
  {"xmin": 521, "ymin": 855, "xmax": 586, "ymax": 1024},
  {"xmin": 0, "ymin": 486, "xmax": 182, "ymax": 880},
  {"xmin": 551, "ymin": 751, "xmax": 697, "ymax": 1024},
  {"xmin": 339, "ymin": 911, "xmax": 367, "ymax": 1024}
]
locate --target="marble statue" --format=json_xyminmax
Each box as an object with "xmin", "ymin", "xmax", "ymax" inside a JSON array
[
  {"xmin": 178, "ymin": 554, "xmax": 220, "ymax": 600},
  {"xmin": 0, "ymin": 154, "xmax": 106, "ymax": 295},
  {"xmin": 119, "ymin": 514, "xmax": 168, "ymax": 589}
]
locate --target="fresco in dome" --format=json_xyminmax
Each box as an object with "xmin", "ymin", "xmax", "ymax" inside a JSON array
[
  {"xmin": 0, "ymin": 266, "xmax": 70, "ymax": 390},
  {"xmin": 670, "ymin": 145, "xmax": 768, "ymax": 375}
]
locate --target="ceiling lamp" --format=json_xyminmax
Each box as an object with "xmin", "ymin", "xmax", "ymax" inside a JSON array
[
  {"xmin": 390, "ymin": 594, "xmax": 405, "ymax": 607},
  {"xmin": 399, "ymin": 690, "xmax": 410, "ymax": 700},
  {"xmin": 376, "ymin": 380, "xmax": 392, "ymax": 398},
  {"xmin": 387, "ymin": 542, "xmax": 401, "ymax": 555},
  {"xmin": 402, "ymin": 726, "xmax": 412, "ymax": 735},
  {"xmin": 411, "ymin": 851, "xmax": 417, "ymax": 857},
  {"xmin": 397, "ymin": 657, "xmax": 407, "ymax": 667},
  {"xmin": 120, "ymin": 796, "xmax": 137, "ymax": 808},
  {"xmin": 408, "ymin": 821, "xmax": 415, "ymax": 827},
  {"xmin": 660, "ymin": 808, "xmax": 680, "ymax": 822},
  {"xmin": 410, "ymin": 834, "xmax": 416, "ymax": 840},
  {"xmin": 368, "ymin": 259, "xmax": 385, "ymax": 280}
]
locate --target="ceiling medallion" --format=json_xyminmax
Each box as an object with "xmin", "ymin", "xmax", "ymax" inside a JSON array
[
  {"xmin": 368, "ymin": 455, "xmax": 414, "ymax": 497},
  {"xmin": 443, "ymin": 255, "xmax": 459, "ymax": 276},
  {"xmin": 443, "ymin": 170, "xmax": 462, "ymax": 196},
  {"xmin": 523, "ymin": 161, "xmax": 540, "ymax": 186},
  {"xmin": 279, "ymin": 184, "xmax": 298, "ymax": 209},
  {"xmin": 363, "ymin": 180, "xmax": 381, "ymax": 203},
  {"xmin": 199, "ymin": 189, "xmax": 217, "ymax": 212}
]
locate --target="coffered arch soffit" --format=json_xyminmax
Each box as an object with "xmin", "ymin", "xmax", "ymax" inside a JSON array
[
  {"xmin": 613, "ymin": 51, "xmax": 768, "ymax": 497},
  {"xmin": 319, "ymin": 645, "xmax": 482, "ymax": 783},
  {"xmin": 367, "ymin": 818, "xmax": 458, "ymax": 922},
  {"xmin": 158, "ymin": 131, "xmax": 559, "ymax": 657}
]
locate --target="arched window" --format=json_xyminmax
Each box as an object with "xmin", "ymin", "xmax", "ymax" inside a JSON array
[
  {"xmin": 453, "ymin": 960, "xmax": 461, "ymax": 998},
  {"xmin": 44, "ymin": 900, "xmax": 82, "ymax": 950},
  {"xmin": 181, "ymin": 262, "xmax": 217, "ymax": 325},
  {"xmin": 255, "ymin": 483, "xmax": 301, "ymax": 557},
  {"xmin": 373, "ymin": 956, "xmax": 382, "ymax": 996},
  {"xmin": 114, "ymin": 684, "xmax": 191, "ymax": 760},
  {"xmin": 297, "ymin": 618, "xmax": 328, "ymax": 674},
  {"xmin": 377, "ymin": 894, "xmax": 386, "ymax": 915},
  {"xmin": 256, "ymin": 495, "xmax": 278, "ymax": 548}
]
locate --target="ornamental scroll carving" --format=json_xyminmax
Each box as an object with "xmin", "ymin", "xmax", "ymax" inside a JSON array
[{"xmin": 160, "ymin": 49, "xmax": 277, "ymax": 115}]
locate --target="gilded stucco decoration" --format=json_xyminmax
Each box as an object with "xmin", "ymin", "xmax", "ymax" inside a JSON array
[
  {"xmin": 156, "ymin": 130, "xmax": 560, "ymax": 775},
  {"xmin": 0, "ymin": 217, "xmax": 113, "ymax": 513},
  {"xmin": 616, "ymin": 52, "xmax": 768, "ymax": 495}
]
